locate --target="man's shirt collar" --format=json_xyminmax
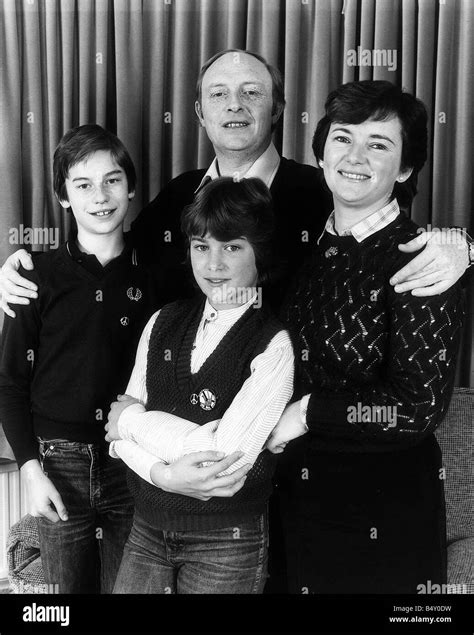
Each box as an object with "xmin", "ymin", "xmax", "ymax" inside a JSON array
[
  {"xmin": 317, "ymin": 199, "xmax": 401, "ymax": 245},
  {"xmin": 195, "ymin": 142, "xmax": 281, "ymax": 193}
]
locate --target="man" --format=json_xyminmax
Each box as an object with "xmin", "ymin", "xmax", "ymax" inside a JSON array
[
  {"xmin": 0, "ymin": 50, "xmax": 472, "ymax": 594},
  {"xmin": 2, "ymin": 49, "xmax": 470, "ymax": 315},
  {"xmin": 130, "ymin": 50, "xmax": 332, "ymax": 306}
]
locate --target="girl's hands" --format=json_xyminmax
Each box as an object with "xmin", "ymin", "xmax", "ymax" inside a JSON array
[{"xmin": 150, "ymin": 451, "xmax": 251, "ymax": 501}]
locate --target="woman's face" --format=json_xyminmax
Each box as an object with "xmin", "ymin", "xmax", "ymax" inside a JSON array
[
  {"xmin": 321, "ymin": 117, "xmax": 412, "ymax": 214},
  {"xmin": 190, "ymin": 233, "xmax": 259, "ymax": 310}
]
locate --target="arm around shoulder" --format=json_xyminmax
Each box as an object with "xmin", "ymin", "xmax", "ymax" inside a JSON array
[{"xmin": 0, "ymin": 250, "xmax": 38, "ymax": 317}]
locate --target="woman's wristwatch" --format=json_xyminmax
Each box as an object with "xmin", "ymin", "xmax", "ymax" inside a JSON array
[{"xmin": 452, "ymin": 227, "xmax": 474, "ymax": 267}]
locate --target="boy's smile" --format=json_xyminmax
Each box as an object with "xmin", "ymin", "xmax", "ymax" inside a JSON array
[{"xmin": 59, "ymin": 150, "xmax": 133, "ymax": 240}]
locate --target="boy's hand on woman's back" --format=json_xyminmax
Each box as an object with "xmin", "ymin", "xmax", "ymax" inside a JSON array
[{"xmin": 20, "ymin": 459, "xmax": 68, "ymax": 523}]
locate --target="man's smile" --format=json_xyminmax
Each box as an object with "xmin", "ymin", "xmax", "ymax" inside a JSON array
[{"xmin": 223, "ymin": 121, "xmax": 250, "ymax": 128}]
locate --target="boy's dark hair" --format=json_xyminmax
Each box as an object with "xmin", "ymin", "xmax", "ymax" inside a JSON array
[
  {"xmin": 53, "ymin": 124, "xmax": 136, "ymax": 202},
  {"xmin": 181, "ymin": 177, "xmax": 275, "ymax": 285},
  {"xmin": 195, "ymin": 49, "xmax": 286, "ymax": 130},
  {"xmin": 312, "ymin": 80, "xmax": 428, "ymax": 209}
]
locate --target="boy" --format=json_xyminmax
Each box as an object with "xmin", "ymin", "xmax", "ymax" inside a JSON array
[{"xmin": 0, "ymin": 124, "xmax": 157, "ymax": 593}]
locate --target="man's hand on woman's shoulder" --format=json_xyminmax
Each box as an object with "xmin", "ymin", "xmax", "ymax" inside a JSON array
[{"xmin": 391, "ymin": 229, "xmax": 469, "ymax": 296}]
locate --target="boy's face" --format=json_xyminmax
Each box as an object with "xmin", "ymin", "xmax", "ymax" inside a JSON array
[{"xmin": 59, "ymin": 150, "xmax": 133, "ymax": 238}]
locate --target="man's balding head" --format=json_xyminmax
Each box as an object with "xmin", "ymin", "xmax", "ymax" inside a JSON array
[{"xmin": 195, "ymin": 50, "xmax": 286, "ymax": 129}]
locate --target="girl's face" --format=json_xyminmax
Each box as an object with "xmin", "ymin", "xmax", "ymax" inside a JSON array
[{"xmin": 190, "ymin": 233, "xmax": 259, "ymax": 310}]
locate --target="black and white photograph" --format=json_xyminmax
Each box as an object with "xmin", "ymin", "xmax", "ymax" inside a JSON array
[{"xmin": 0, "ymin": 0, "xmax": 472, "ymax": 633}]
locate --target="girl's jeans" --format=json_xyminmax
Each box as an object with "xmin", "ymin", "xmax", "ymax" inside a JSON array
[{"xmin": 114, "ymin": 509, "xmax": 269, "ymax": 594}]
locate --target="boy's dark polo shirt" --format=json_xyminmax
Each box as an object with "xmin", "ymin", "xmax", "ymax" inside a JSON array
[{"xmin": 0, "ymin": 237, "xmax": 157, "ymax": 468}]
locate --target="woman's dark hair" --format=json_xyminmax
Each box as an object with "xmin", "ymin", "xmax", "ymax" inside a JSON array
[
  {"xmin": 53, "ymin": 124, "xmax": 136, "ymax": 202},
  {"xmin": 312, "ymin": 80, "xmax": 428, "ymax": 209},
  {"xmin": 181, "ymin": 177, "xmax": 275, "ymax": 285}
]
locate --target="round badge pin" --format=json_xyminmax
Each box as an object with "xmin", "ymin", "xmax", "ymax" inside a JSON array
[{"xmin": 198, "ymin": 389, "xmax": 216, "ymax": 411}]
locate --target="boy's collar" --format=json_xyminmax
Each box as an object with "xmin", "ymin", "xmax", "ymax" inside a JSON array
[
  {"xmin": 66, "ymin": 232, "xmax": 87, "ymax": 261},
  {"xmin": 65, "ymin": 229, "xmax": 136, "ymax": 267}
]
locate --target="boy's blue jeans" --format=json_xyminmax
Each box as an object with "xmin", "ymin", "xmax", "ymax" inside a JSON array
[
  {"xmin": 37, "ymin": 438, "xmax": 134, "ymax": 594},
  {"xmin": 113, "ymin": 510, "xmax": 269, "ymax": 594}
]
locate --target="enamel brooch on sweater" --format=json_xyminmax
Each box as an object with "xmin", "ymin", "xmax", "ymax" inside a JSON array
[
  {"xmin": 324, "ymin": 246, "xmax": 338, "ymax": 258},
  {"xmin": 127, "ymin": 287, "xmax": 142, "ymax": 301}
]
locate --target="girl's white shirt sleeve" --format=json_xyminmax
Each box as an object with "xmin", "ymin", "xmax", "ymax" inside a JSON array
[{"xmin": 111, "ymin": 307, "xmax": 294, "ymax": 475}]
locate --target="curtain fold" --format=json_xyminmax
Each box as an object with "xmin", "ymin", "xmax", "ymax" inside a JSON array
[
  {"xmin": 1, "ymin": 0, "xmax": 472, "ymax": 384},
  {"xmin": 142, "ymin": 0, "xmax": 167, "ymax": 204},
  {"xmin": 0, "ymin": 0, "xmax": 23, "ymax": 259},
  {"xmin": 454, "ymin": 0, "xmax": 473, "ymax": 224},
  {"xmin": 114, "ymin": 0, "xmax": 143, "ymax": 218},
  {"xmin": 21, "ymin": 0, "xmax": 45, "ymax": 229}
]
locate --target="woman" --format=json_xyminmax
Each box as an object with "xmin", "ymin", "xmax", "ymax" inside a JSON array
[
  {"xmin": 104, "ymin": 177, "xmax": 298, "ymax": 594},
  {"xmin": 267, "ymin": 80, "xmax": 464, "ymax": 593}
]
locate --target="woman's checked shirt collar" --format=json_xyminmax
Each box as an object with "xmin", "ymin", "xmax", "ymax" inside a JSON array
[{"xmin": 317, "ymin": 199, "xmax": 401, "ymax": 245}]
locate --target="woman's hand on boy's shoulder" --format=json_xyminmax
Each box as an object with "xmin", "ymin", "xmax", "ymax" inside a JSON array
[{"xmin": 105, "ymin": 394, "xmax": 140, "ymax": 441}]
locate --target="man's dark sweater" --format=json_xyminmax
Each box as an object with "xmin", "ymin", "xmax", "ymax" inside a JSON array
[
  {"xmin": 0, "ymin": 240, "xmax": 157, "ymax": 468},
  {"xmin": 284, "ymin": 214, "xmax": 465, "ymax": 453},
  {"xmin": 130, "ymin": 157, "xmax": 332, "ymax": 305}
]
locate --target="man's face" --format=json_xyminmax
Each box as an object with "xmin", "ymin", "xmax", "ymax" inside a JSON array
[{"xmin": 196, "ymin": 52, "xmax": 281, "ymax": 164}]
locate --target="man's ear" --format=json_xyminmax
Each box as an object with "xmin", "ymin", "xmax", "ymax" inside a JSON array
[
  {"xmin": 128, "ymin": 190, "xmax": 135, "ymax": 200},
  {"xmin": 195, "ymin": 101, "xmax": 205, "ymax": 127},
  {"xmin": 397, "ymin": 167, "xmax": 413, "ymax": 183},
  {"xmin": 271, "ymin": 102, "xmax": 285, "ymax": 127}
]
